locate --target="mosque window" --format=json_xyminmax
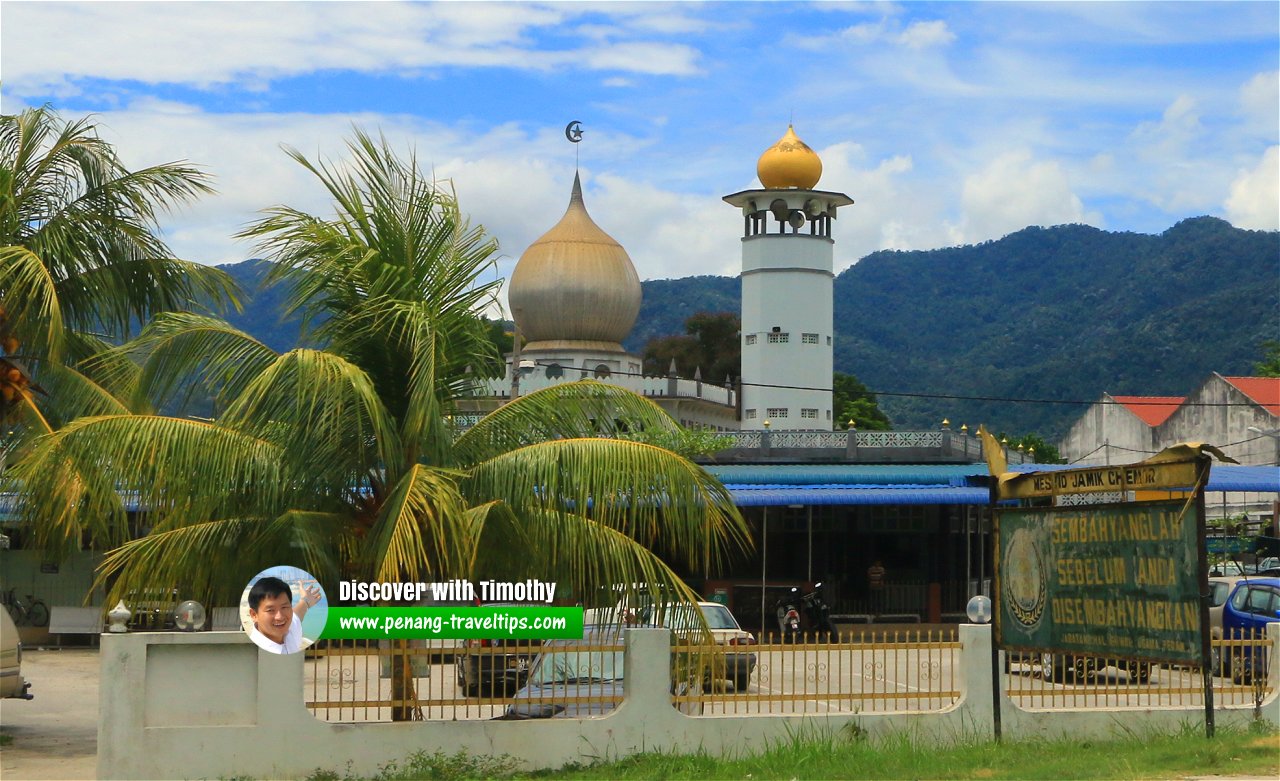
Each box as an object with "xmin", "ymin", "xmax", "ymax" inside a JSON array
[
  {"xmin": 767, "ymin": 332, "xmax": 789, "ymax": 344},
  {"xmin": 546, "ymin": 363, "xmax": 564, "ymax": 379},
  {"xmin": 826, "ymin": 336, "xmax": 832, "ymax": 346},
  {"xmin": 745, "ymin": 334, "xmax": 757, "ymax": 345},
  {"xmin": 745, "ymin": 409, "xmax": 757, "ymax": 419},
  {"xmin": 801, "ymin": 408, "xmax": 818, "ymax": 419},
  {"xmin": 594, "ymin": 364, "xmax": 611, "ymax": 378},
  {"xmin": 802, "ymin": 333, "xmax": 818, "ymax": 344},
  {"xmin": 767, "ymin": 407, "xmax": 788, "ymax": 418}
]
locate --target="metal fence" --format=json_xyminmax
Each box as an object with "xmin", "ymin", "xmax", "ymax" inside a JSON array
[
  {"xmin": 305, "ymin": 638, "xmax": 626, "ymax": 722},
  {"xmin": 305, "ymin": 631, "xmax": 963, "ymax": 722},
  {"xmin": 1004, "ymin": 630, "xmax": 1276, "ymax": 710},
  {"xmin": 305, "ymin": 629, "xmax": 1274, "ymax": 723},
  {"xmin": 673, "ymin": 630, "xmax": 961, "ymax": 715}
]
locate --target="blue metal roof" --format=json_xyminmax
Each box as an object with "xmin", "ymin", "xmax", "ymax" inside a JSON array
[
  {"xmin": 704, "ymin": 464, "xmax": 983, "ymax": 487},
  {"xmin": 710, "ymin": 462, "xmax": 1280, "ymax": 508},
  {"xmin": 726, "ymin": 486, "xmax": 991, "ymax": 507}
]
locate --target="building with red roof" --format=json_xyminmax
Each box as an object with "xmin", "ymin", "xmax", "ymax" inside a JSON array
[{"xmin": 1060, "ymin": 373, "xmax": 1279, "ymax": 523}]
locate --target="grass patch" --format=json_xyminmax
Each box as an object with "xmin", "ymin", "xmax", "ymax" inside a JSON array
[
  {"xmin": 307, "ymin": 750, "xmax": 519, "ymax": 781},
  {"xmin": 0, "ymin": 731, "xmax": 12, "ymax": 747},
  {"xmin": 303, "ymin": 724, "xmax": 1279, "ymax": 781}
]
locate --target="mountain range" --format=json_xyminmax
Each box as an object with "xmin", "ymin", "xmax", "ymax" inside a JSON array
[{"xmin": 214, "ymin": 216, "xmax": 1278, "ymax": 440}]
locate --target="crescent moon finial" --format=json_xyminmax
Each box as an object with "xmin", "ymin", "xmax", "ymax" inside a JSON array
[{"xmin": 565, "ymin": 120, "xmax": 584, "ymax": 143}]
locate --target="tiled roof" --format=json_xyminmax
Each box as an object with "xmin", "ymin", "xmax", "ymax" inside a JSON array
[
  {"xmin": 1110, "ymin": 395, "xmax": 1185, "ymax": 426},
  {"xmin": 1223, "ymin": 376, "xmax": 1280, "ymax": 416}
]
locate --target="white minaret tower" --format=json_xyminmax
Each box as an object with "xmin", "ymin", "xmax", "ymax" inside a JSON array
[{"xmin": 724, "ymin": 125, "xmax": 853, "ymax": 431}]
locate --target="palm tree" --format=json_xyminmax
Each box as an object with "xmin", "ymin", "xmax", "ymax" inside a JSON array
[
  {"xmin": 8, "ymin": 129, "xmax": 751, "ymax": 717},
  {"xmin": 0, "ymin": 106, "xmax": 238, "ymax": 440}
]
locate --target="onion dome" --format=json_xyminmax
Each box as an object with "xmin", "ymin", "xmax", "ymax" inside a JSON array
[
  {"xmin": 756, "ymin": 124, "xmax": 822, "ymax": 190},
  {"xmin": 508, "ymin": 173, "xmax": 641, "ymax": 352}
]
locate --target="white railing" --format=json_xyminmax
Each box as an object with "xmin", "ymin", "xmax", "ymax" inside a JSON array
[
  {"xmin": 857, "ymin": 431, "xmax": 945, "ymax": 448},
  {"xmin": 769, "ymin": 431, "xmax": 848, "ymax": 449}
]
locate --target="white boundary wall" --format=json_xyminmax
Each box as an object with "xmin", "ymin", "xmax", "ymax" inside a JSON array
[{"xmin": 98, "ymin": 625, "xmax": 1280, "ymax": 780}]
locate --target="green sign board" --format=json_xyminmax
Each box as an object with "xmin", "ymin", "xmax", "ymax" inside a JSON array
[{"xmin": 995, "ymin": 499, "xmax": 1202, "ymax": 665}]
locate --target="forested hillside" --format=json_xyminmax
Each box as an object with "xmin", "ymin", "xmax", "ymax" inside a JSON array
[{"xmin": 219, "ymin": 217, "xmax": 1279, "ymax": 439}]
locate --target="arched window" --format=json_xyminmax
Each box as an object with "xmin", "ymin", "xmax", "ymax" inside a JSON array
[
  {"xmin": 545, "ymin": 363, "xmax": 564, "ymax": 379},
  {"xmin": 594, "ymin": 364, "xmax": 611, "ymax": 378}
]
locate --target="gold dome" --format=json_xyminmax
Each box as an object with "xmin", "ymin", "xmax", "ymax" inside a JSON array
[
  {"xmin": 756, "ymin": 124, "xmax": 822, "ymax": 190},
  {"xmin": 508, "ymin": 173, "xmax": 641, "ymax": 351}
]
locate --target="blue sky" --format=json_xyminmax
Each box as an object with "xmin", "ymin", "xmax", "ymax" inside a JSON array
[{"xmin": 3, "ymin": 1, "xmax": 1276, "ymax": 299}]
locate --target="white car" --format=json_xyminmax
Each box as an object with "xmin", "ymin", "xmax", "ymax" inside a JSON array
[
  {"xmin": 638, "ymin": 601, "xmax": 758, "ymax": 691},
  {"xmin": 1, "ymin": 608, "xmax": 32, "ymax": 699}
]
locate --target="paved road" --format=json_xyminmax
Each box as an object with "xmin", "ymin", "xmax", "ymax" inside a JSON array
[{"xmin": 0, "ymin": 648, "xmax": 98, "ymax": 781}]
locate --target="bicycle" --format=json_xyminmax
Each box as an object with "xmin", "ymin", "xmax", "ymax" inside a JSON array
[{"xmin": 2, "ymin": 588, "xmax": 50, "ymax": 627}]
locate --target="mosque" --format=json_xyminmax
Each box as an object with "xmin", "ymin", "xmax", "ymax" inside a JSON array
[
  {"xmin": 463, "ymin": 125, "xmax": 1279, "ymax": 633},
  {"xmin": 468, "ymin": 125, "xmax": 850, "ymax": 433}
]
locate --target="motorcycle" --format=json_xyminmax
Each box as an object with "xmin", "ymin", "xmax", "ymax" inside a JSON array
[
  {"xmin": 799, "ymin": 582, "xmax": 835, "ymax": 639},
  {"xmin": 774, "ymin": 588, "xmax": 801, "ymax": 642}
]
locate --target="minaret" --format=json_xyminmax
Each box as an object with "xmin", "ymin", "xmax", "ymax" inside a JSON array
[{"xmin": 724, "ymin": 125, "xmax": 853, "ymax": 431}]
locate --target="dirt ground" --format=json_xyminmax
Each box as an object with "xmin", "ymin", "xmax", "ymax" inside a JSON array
[{"xmin": 0, "ymin": 647, "xmax": 98, "ymax": 781}]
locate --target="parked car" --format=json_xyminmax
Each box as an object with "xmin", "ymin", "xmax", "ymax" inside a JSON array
[
  {"xmin": 1, "ymin": 607, "xmax": 33, "ymax": 699},
  {"xmin": 1039, "ymin": 653, "xmax": 1152, "ymax": 684},
  {"xmin": 1208, "ymin": 575, "xmax": 1247, "ymax": 672},
  {"xmin": 501, "ymin": 625, "xmax": 701, "ymax": 719},
  {"xmin": 638, "ymin": 601, "xmax": 758, "ymax": 691},
  {"xmin": 1221, "ymin": 576, "xmax": 1280, "ymax": 683},
  {"xmin": 455, "ymin": 604, "xmax": 542, "ymax": 697}
]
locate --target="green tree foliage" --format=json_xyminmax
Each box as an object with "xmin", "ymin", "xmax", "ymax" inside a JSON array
[
  {"xmin": 642, "ymin": 311, "xmax": 740, "ymax": 383},
  {"xmin": 0, "ymin": 106, "xmax": 237, "ymax": 432},
  {"xmin": 833, "ymin": 372, "xmax": 891, "ymax": 430},
  {"xmin": 995, "ymin": 432, "xmax": 1065, "ymax": 464},
  {"xmin": 8, "ymin": 130, "xmax": 750, "ymax": 646},
  {"xmin": 834, "ymin": 218, "xmax": 1278, "ymax": 438},
  {"xmin": 1255, "ymin": 339, "xmax": 1280, "ymax": 378},
  {"xmin": 620, "ymin": 425, "xmax": 735, "ymax": 460}
]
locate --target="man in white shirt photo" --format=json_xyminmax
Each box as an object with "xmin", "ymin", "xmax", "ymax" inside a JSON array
[{"xmin": 247, "ymin": 576, "xmax": 321, "ymax": 654}]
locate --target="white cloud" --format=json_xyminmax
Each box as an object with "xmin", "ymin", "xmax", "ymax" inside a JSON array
[
  {"xmin": 1224, "ymin": 146, "xmax": 1280, "ymax": 231},
  {"xmin": 1240, "ymin": 71, "xmax": 1280, "ymax": 137},
  {"xmin": 1, "ymin": 1, "xmax": 702, "ymax": 96},
  {"xmin": 1131, "ymin": 95, "xmax": 1203, "ymax": 155},
  {"xmin": 955, "ymin": 151, "xmax": 1093, "ymax": 242},
  {"xmin": 786, "ymin": 16, "xmax": 954, "ymax": 52},
  {"xmin": 897, "ymin": 20, "xmax": 956, "ymax": 49}
]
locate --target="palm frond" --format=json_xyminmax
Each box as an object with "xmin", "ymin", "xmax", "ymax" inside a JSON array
[
  {"xmin": 9, "ymin": 415, "xmax": 287, "ymax": 556},
  {"xmin": 470, "ymin": 506, "xmax": 705, "ymax": 613},
  {"xmin": 260, "ymin": 509, "xmax": 354, "ymax": 588},
  {"xmin": 95, "ymin": 517, "xmax": 276, "ymax": 610},
  {"xmin": 2, "ymin": 107, "xmax": 224, "ymax": 344},
  {"xmin": 0, "ymin": 245, "xmax": 65, "ymax": 360},
  {"xmin": 218, "ymin": 348, "xmax": 401, "ymax": 487},
  {"xmin": 464, "ymin": 437, "xmax": 752, "ymax": 575},
  {"xmin": 362, "ymin": 464, "xmax": 473, "ymax": 584},
  {"xmin": 453, "ymin": 380, "xmax": 681, "ymax": 466},
  {"xmin": 27, "ymin": 361, "xmax": 131, "ymax": 425},
  {"xmin": 122, "ymin": 312, "xmax": 278, "ymax": 413}
]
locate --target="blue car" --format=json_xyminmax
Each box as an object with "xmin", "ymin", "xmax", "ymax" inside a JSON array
[{"xmin": 1221, "ymin": 576, "xmax": 1280, "ymax": 683}]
